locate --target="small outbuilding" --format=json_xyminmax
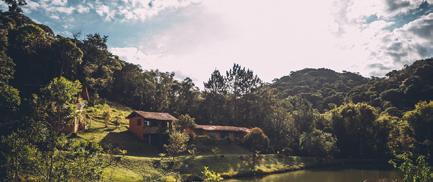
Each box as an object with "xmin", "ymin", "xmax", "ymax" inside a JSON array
[{"xmin": 126, "ymin": 111, "xmax": 177, "ymax": 145}]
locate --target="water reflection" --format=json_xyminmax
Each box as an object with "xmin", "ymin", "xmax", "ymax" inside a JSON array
[{"xmin": 224, "ymin": 169, "xmax": 400, "ymax": 182}]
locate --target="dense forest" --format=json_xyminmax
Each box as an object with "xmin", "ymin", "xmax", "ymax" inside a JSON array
[{"xmin": 1, "ymin": 1, "xmax": 433, "ymax": 181}]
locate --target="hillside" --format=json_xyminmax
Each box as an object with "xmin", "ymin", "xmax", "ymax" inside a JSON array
[
  {"xmin": 346, "ymin": 59, "xmax": 433, "ymax": 115},
  {"xmin": 272, "ymin": 68, "xmax": 369, "ymax": 111},
  {"xmin": 272, "ymin": 59, "xmax": 433, "ymax": 114}
]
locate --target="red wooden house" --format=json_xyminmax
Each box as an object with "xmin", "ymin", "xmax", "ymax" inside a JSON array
[{"xmin": 126, "ymin": 111, "xmax": 177, "ymax": 145}]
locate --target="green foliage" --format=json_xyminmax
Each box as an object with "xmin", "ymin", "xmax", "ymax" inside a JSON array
[
  {"xmin": 202, "ymin": 166, "xmax": 223, "ymax": 182},
  {"xmin": 175, "ymin": 114, "xmax": 196, "ymax": 131},
  {"xmin": 299, "ymin": 129, "xmax": 337, "ymax": 157},
  {"xmin": 108, "ymin": 63, "xmax": 199, "ymax": 114},
  {"xmin": 204, "ymin": 70, "xmax": 227, "ymax": 94},
  {"xmin": 50, "ymin": 38, "xmax": 83, "ymax": 80},
  {"xmin": 242, "ymin": 127, "xmax": 270, "ymax": 153},
  {"xmin": 1, "ymin": 126, "xmax": 110, "ymax": 181},
  {"xmin": 200, "ymin": 64, "xmax": 262, "ymax": 125},
  {"xmin": 36, "ymin": 77, "xmax": 82, "ymax": 131},
  {"xmin": 402, "ymin": 101, "xmax": 433, "ymax": 161},
  {"xmin": 287, "ymin": 96, "xmax": 320, "ymax": 133},
  {"xmin": 350, "ymin": 59, "xmax": 433, "ymax": 111},
  {"xmin": 225, "ymin": 63, "xmax": 262, "ymax": 96},
  {"xmin": 8, "ymin": 24, "xmax": 51, "ymax": 54},
  {"xmin": 273, "ymin": 68, "xmax": 368, "ymax": 112},
  {"xmin": 265, "ymin": 105, "xmax": 298, "ymax": 154},
  {"xmin": 328, "ymin": 103, "xmax": 389, "ymax": 157},
  {"xmin": 0, "ymin": 82, "xmax": 20, "ymax": 112},
  {"xmin": 390, "ymin": 152, "xmax": 433, "ymax": 182},
  {"xmin": 164, "ymin": 131, "xmax": 190, "ymax": 157},
  {"xmin": 79, "ymin": 33, "xmax": 122, "ymax": 102},
  {"xmin": 0, "ymin": 51, "xmax": 14, "ymax": 83}
]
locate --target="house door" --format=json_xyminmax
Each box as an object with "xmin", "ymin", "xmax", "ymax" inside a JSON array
[{"xmin": 143, "ymin": 134, "xmax": 152, "ymax": 144}]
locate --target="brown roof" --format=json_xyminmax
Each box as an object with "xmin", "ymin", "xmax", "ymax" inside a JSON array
[
  {"xmin": 193, "ymin": 125, "xmax": 251, "ymax": 133},
  {"xmin": 126, "ymin": 111, "xmax": 177, "ymax": 121}
]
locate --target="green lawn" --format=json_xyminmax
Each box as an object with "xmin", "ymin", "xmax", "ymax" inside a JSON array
[{"xmin": 102, "ymin": 167, "xmax": 143, "ymax": 182}]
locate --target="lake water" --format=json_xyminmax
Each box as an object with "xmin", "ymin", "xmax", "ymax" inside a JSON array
[{"xmin": 224, "ymin": 169, "xmax": 400, "ymax": 182}]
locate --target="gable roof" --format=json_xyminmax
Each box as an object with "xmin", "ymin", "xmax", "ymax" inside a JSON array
[
  {"xmin": 126, "ymin": 111, "xmax": 177, "ymax": 121},
  {"xmin": 193, "ymin": 125, "xmax": 251, "ymax": 133}
]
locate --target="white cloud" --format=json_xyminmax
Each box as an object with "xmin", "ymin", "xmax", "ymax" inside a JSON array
[
  {"xmin": 22, "ymin": 0, "xmax": 199, "ymax": 22},
  {"xmin": 112, "ymin": 0, "xmax": 433, "ymax": 88},
  {"xmin": 90, "ymin": 0, "xmax": 201, "ymax": 21},
  {"xmin": 49, "ymin": 14, "xmax": 60, "ymax": 20},
  {"xmin": 109, "ymin": 47, "xmax": 159, "ymax": 65},
  {"xmin": 25, "ymin": 1, "xmax": 40, "ymax": 10},
  {"xmin": 331, "ymin": 0, "xmax": 433, "ymax": 76},
  {"xmin": 95, "ymin": 4, "xmax": 115, "ymax": 21},
  {"xmin": 51, "ymin": 0, "xmax": 68, "ymax": 6},
  {"xmin": 19, "ymin": 0, "xmax": 433, "ymax": 87},
  {"xmin": 76, "ymin": 5, "xmax": 90, "ymax": 14}
]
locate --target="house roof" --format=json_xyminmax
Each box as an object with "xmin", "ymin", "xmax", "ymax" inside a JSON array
[
  {"xmin": 193, "ymin": 125, "xmax": 251, "ymax": 133},
  {"xmin": 126, "ymin": 111, "xmax": 178, "ymax": 121}
]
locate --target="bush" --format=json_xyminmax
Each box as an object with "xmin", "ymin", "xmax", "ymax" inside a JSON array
[
  {"xmin": 242, "ymin": 127, "xmax": 270, "ymax": 153},
  {"xmin": 390, "ymin": 152, "xmax": 433, "ymax": 182},
  {"xmin": 328, "ymin": 103, "xmax": 382, "ymax": 157},
  {"xmin": 402, "ymin": 101, "xmax": 433, "ymax": 161},
  {"xmin": 164, "ymin": 132, "xmax": 190, "ymax": 157},
  {"xmin": 299, "ymin": 129, "xmax": 337, "ymax": 157},
  {"xmin": 202, "ymin": 166, "xmax": 223, "ymax": 182},
  {"xmin": 175, "ymin": 114, "xmax": 196, "ymax": 131}
]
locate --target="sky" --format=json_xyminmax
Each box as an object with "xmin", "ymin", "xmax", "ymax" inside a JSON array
[{"xmin": 4, "ymin": 0, "xmax": 433, "ymax": 88}]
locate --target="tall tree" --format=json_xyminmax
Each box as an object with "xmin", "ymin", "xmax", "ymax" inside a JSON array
[
  {"xmin": 78, "ymin": 34, "xmax": 122, "ymax": 102},
  {"xmin": 204, "ymin": 70, "xmax": 227, "ymax": 95},
  {"xmin": 0, "ymin": 51, "xmax": 14, "ymax": 84},
  {"xmin": 170, "ymin": 77, "xmax": 200, "ymax": 115},
  {"xmin": 0, "ymin": 50, "xmax": 20, "ymax": 136},
  {"xmin": 225, "ymin": 63, "xmax": 261, "ymax": 97},
  {"xmin": 8, "ymin": 24, "xmax": 53, "ymax": 95},
  {"xmin": 328, "ymin": 103, "xmax": 385, "ymax": 157},
  {"xmin": 402, "ymin": 101, "xmax": 433, "ymax": 163},
  {"xmin": 50, "ymin": 38, "xmax": 83, "ymax": 80},
  {"xmin": 35, "ymin": 77, "xmax": 82, "ymax": 132}
]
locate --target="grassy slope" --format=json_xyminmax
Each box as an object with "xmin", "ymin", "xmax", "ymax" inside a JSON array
[
  {"xmin": 77, "ymin": 103, "xmax": 321, "ymax": 181},
  {"xmin": 76, "ymin": 103, "xmax": 162, "ymax": 181}
]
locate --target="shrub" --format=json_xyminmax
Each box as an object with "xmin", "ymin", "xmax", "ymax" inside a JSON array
[
  {"xmin": 242, "ymin": 127, "xmax": 270, "ymax": 153},
  {"xmin": 202, "ymin": 166, "xmax": 223, "ymax": 182},
  {"xmin": 175, "ymin": 114, "xmax": 196, "ymax": 131},
  {"xmin": 164, "ymin": 132, "xmax": 190, "ymax": 157},
  {"xmin": 299, "ymin": 129, "xmax": 337, "ymax": 157}
]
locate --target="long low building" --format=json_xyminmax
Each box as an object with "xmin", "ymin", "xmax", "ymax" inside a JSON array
[{"xmin": 185, "ymin": 124, "xmax": 251, "ymax": 142}]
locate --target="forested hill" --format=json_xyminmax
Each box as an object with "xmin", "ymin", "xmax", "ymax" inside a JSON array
[
  {"xmin": 347, "ymin": 59, "xmax": 433, "ymax": 115},
  {"xmin": 272, "ymin": 68, "xmax": 369, "ymax": 111},
  {"xmin": 272, "ymin": 59, "xmax": 433, "ymax": 115}
]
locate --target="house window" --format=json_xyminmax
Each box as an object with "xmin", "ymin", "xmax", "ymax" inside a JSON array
[
  {"xmin": 143, "ymin": 120, "xmax": 150, "ymax": 126},
  {"xmin": 221, "ymin": 132, "xmax": 229, "ymax": 139}
]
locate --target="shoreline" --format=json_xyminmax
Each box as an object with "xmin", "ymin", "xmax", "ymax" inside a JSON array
[{"xmin": 219, "ymin": 157, "xmax": 392, "ymax": 180}]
